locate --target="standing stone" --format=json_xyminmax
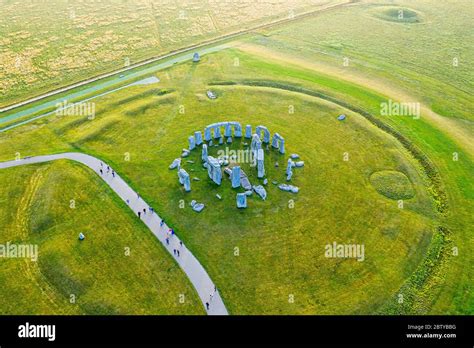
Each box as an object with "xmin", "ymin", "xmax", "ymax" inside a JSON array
[
  {"xmin": 227, "ymin": 137, "xmax": 232, "ymax": 144},
  {"xmin": 194, "ymin": 131, "xmax": 203, "ymax": 146},
  {"xmin": 236, "ymin": 193, "xmax": 247, "ymax": 208},
  {"xmin": 206, "ymin": 156, "xmax": 222, "ymax": 185},
  {"xmin": 279, "ymin": 137, "xmax": 285, "ymax": 154},
  {"xmin": 286, "ymin": 158, "xmax": 293, "ymax": 181},
  {"xmin": 204, "ymin": 127, "xmax": 211, "ymax": 141},
  {"xmin": 251, "ymin": 134, "xmax": 262, "ymax": 161},
  {"xmin": 201, "ymin": 144, "xmax": 208, "ymax": 162},
  {"xmin": 271, "ymin": 133, "xmax": 279, "ymax": 149},
  {"xmin": 178, "ymin": 169, "xmax": 191, "ymax": 192},
  {"xmin": 256, "ymin": 125, "xmax": 270, "ymax": 143},
  {"xmin": 225, "ymin": 123, "xmax": 232, "ymax": 137},
  {"xmin": 188, "ymin": 136, "xmax": 196, "ymax": 150},
  {"xmin": 214, "ymin": 126, "xmax": 221, "ymax": 139},
  {"xmin": 219, "ymin": 137, "xmax": 224, "ymax": 145},
  {"xmin": 231, "ymin": 166, "xmax": 241, "ymax": 188},
  {"xmin": 234, "ymin": 124, "xmax": 242, "ymax": 137},
  {"xmin": 257, "ymin": 149, "xmax": 265, "ymax": 178},
  {"xmin": 286, "ymin": 159, "xmax": 294, "ymax": 175},
  {"xmin": 245, "ymin": 125, "xmax": 252, "ymax": 139}
]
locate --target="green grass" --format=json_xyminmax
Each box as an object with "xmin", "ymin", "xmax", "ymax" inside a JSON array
[
  {"xmin": 0, "ymin": 51, "xmax": 442, "ymax": 314},
  {"xmin": 0, "ymin": 161, "xmax": 203, "ymax": 315},
  {"xmin": 372, "ymin": 7, "xmax": 423, "ymax": 24},
  {"xmin": 248, "ymin": 0, "xmax": 473, "ymax": 122},
  {"xmin": 369, "ymin": 170, "xmax": 415, "ymax": 200},
  {"xmin": 0, "ymin": 2, "xmax": 472, "ymax": 314}
]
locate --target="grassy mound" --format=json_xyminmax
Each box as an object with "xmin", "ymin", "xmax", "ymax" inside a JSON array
[
  {"xmin": 370, "ymin": 170, "xmax": 415, "ymax": 200},
  {"xmin": 372, "ymin": 7, "xmax": 422, "ymax": 24}
]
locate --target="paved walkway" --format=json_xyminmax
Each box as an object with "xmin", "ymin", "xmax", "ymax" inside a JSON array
[{"xmin": 0, "ymin": 152, "xmax": 228, "ymax": 315}]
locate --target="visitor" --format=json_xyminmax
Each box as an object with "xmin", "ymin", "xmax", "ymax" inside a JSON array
[
  {"xmin": 177, "ymin": 250, "xmax": 180, "ymax": 257},
  {"xmin": 149, "ymin": 207, "xmax": 153, "ymax": 214},
  {"xmin": 165, "ymin": 237, "xmax": 169, "ymax": 245},
  {"xmin": 112, "ymin": 171, "xmax": 115, "ymax": 178},
  {"xmin": 180, "ymin": 240, "xmax": 183, "ymax": 247},
  {"xmin": 206, "ymin": 302, "xmax": 209, "ymax": 310},
  {"xmin": 143, "ymin": 208, "xmax": 146, "ymax": 215},
  {"xmin": 138, "ymin": 211, "xmax": 141, "ymax": 218},
  {"xmin": 99, "ymin": 169, "xmax": 103, "ymax": 175},
  {"xmin": 160, "ymin": 219, "xmax": 164, "ymax": 227}
]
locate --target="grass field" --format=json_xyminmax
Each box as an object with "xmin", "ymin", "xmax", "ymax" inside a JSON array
[
  {"xmin": 0, "ymin": 161, "xmax": 203, "ymax": 314},
  {"xmin": 0, "ymin": 0, "xmax": 340, "ymax": 108},
  {"xmin": 0, "ymin": 0, "xmax": 471, "ymax": 316},
  {"xmin": 0, "ymin": 49, "xmax": 452, "ymax": 314}
]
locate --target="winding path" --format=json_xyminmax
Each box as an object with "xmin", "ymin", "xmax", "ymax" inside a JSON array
[{"xmin": 0, "ymin": 152, "xmax": 228, "ymax": 315}]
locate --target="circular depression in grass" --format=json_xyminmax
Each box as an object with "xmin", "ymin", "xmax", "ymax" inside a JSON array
[
  {"xmin": 372, "ymin": 6, "xmax": 423, "ymax": 24},
  {"xmin": 370, "ymin": 170, "xmax": 415, "ymax": 200}
]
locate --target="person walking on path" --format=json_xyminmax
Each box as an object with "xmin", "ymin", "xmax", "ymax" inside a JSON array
[
  {"xmin": 177, "ymin": 249, "xmax": 180, "ymax": 257},
  {"xmin": 137, "ymin": 192, "xmax": 140, "ymax": 200},
  {"xmin": 99, "ymin": 169, "xmax": 103, "ymax": 175},
  {"xmin": 138, "ymin": 211, "xmax": 141, "ymax": 219},
  {"xmin": 143, "ymin": 208, "xmax": 146, "ymax": 215},
  {"xmin": 206, "ymin": 302, "xmax": 210, "ymax": 310},
  {"xmin": 112, "ymin": 170, "xmax": 115, "ymax": 178},
  {"xmin": 180, "ymin": 240, "xmax": 183, "ymax": 247},
  {"xmin": 149, "ymin": 207, "xmax": 153, "ymax": 214},
  {"xmin": 165, "ymin": 237, "xmax": 169, "ymax": 245},
  {"xmin": 160, "ymin": 219, "xmax": 164, "ymax": 227},
  {"xmin": 126, "ymin": 199, "xmax": 130, "ymax": 205}
]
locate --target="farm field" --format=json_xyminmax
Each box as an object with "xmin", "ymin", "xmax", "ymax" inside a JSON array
[
  {"xmin": 0, "ymin": 0, "xmax": 342, "ymax": 108},
  {"xmin": 0, "ymin": 0, "xmax": 472, "ymax": 317}
]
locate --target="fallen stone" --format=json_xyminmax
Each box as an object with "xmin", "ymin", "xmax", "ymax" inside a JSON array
[
  {"xmin": 186, "ymin": 160, "xmax": 195, "ymax": 164},
  {"xmin": 263, "ymin": 178, "xmax": 268, "ymax": 185},
  {"xmin": 190, "ymin": 200, "xmax": 197, "ymax": 207},
  {"xmin": 253, "ymin": 185, "xmax": 267, "ymax": 200},
  {"xmin": 290, "ymin": 154, "xmax": 300, "ymax": 159},
  {"xmin": 193, "ymin": 203, "xmax": 205, "ymax": 212},
  {"xmin": 278, "ymin": 184, "xmax": 299, "ymax": 193},
  {"xmin": 295, "ymin": 161, "xmax": 305, "ymax": 168},
  {"xmin": 193, "ymin": 177, "xmax": 200, "ymax": 181},
  {"xmin": 245, "ymin": 190, "xmax": 253, "ymax": 196},
  {"xmin": 216, "ymin": 194, "xmax": 222, "ymax": 200},
  {"xmin": 169, "ymin": 158, "xmax": 181, "ymax": 169}
]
